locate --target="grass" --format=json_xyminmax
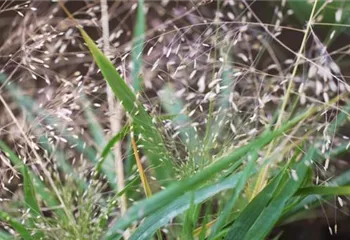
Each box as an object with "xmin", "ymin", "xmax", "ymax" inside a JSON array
[{"xmin": 1, "ymin": 0, "xmax": 350, "ymax": 239}]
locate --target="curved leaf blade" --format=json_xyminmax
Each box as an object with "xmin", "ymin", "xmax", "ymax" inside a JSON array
[
  {"xmin": 104, "ymin": 110, "xmax": 311, "ymax": 239},
  {"xmin": 225, "ymin": 148, "xmax": 315, "ymax": 240},
  {"xmin": 22, "ymin": 166, "xmax": 40, "ymax": 216},
  {"xmin": 80, "ymin": 28, "xmax": 174, "ymax": 181},
  {"xmin": 130, "ymin": 173, "xmax": 242, "ymax": 240}
]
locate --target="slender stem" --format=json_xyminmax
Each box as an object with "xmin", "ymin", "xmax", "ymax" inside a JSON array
[
  {"xmin": 131, "ymin": 137, "xmax": 152, "ymax": 197},
  {"xmin": 100, "ymin": 0, "xmax": 129, "ymax": 238},
  {"xmin": 0, "ymin": 94, "xmax": 79, "ymax": 234},
  {"xmin": 275, "ymin": 0, "xmax": 318, "ymax": 128},
  {"xmin": 251, "ymin": 0, "xmax": 319, "ymax": 200},
  {"xmin": 131, "ymin": 136, "xmax": 163, "ymax": 239}
]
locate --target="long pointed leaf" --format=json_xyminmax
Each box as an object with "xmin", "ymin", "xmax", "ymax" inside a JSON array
[
  {"xmin": 225, "ymin": 148, "xmax": 316, "ymax": 240},
  {"xmin": 22, "ymin": 166, "xmax": 41, "ymax": 216},
  {"xmin": 130, "ymin": 173, "xmax": 242, "ymax": 240},
  {"xmin": 209, "ymin": 151, "xmax": 258, "ymax": 238},
  {"xmin": 296, "ymin": 186, "xmax": 350, "ymax": 196},
  {"xmin": 96, "ymin": 124, "xmax": 131, "ymax": 173},
  {"xmin": 131, "ymin": 0, "xmax": 145, "ymax": 91},
  {"xmin": 80, "ymin": 28, "xmax": 174, "ymax": 181},
  {"xmin": 104, "ymin": 110, "xmax": 312, "ymax": 239},
  {"xmin": 224, "ymin": 166, "xmax": 287, "ymax": 240},
  {"xmin": 22, "ymin": 166, "xmax": 45, "ymax": 239}
]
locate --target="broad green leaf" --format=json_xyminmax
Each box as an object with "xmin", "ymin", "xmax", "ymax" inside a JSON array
[
  {"xmin": 80, "ymin": 31, "xmax": 137, "ymax": 115},
  {"xmin": 129, "ymin": 173, "xmax": 242, "ymax": 240}
]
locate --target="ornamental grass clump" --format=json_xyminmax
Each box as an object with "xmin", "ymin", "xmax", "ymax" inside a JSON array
[{"xmin": 1, "ymin": 0, "xmax": 350, "ymax": 239}]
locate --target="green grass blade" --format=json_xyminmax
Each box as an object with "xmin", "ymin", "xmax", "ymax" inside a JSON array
[
  {"xmin": 104, "ymin": 110, "xmax": 311, "ymax": 239},
  {"xmin": 158, "ymin": 84, "xmax": 197, "ymax": 152},
  {"xmin": 225, "ymin": 148, "xmax": 316, "ymax": 240},
  {"xmin": 95, "ymin": 175, "xmax": 140, "ymax": 232},
  {"xmin": 198, "ymin": 205, "xmax": 212, "ymax": 240},
  {"xmin": 80, "ymin": 28, "xmax": 174, "ymax": 181},
  {"xmin": 0, "ymin": 211, "xmax": 33, "ymax": 240},
  {"xmin": 22, "ymin": 165, "xmax": 41, "ymax": 216},
  {"xmin": 80, "ymin": 30, "xmax": 137, "ymax": 114},
  {"xmin": 85, "ymin": 110, "xmax": 106, "ymax": 148},
  {"xmin": 282, "ymin": 143, "xmax": 350, "ymax": 220},
  {"xmin": 296, "ymin": 186, "xmax": 350, "ymax": 196},
  {"xmin": 223, "ymin": 166, "xmax": 287, "ymax": 240},
  {"xmin": 131, "ymin": 0, "xmax": 145, "ymax": 91},
  {"xmin": 129, "ymin": 173, "xmax": 242, "ymax": 240},
  {"xmin": 271, "ymin": 232, "xmax": 283, "ymax": 240},
  {"xmin": 209, "ymin": 151, "xmax": 258, "ymax": 238},
  {"xmin": 83, "ymin": 98, "xmax": 117, "ymax": 188},
  {"xmin": 328, "ymin": 102, "xmax": 350, "ymax": 134},
  {"xmin": 206, "ymin": 60, "xmax": 235, "ymax": 151},
  {"xmin": 0, "ymin": 141, "xmax": 66, "ymax": 219},
  {"xmin": 0, "ymin": 230, "xmax": 12, "ymax": 240},
  {"xmin": 22, "ymin": 165, "xmax": 45, "ymax": 239},
  {"xmin": 181, "ymin": 193, "xmax": 196, "ymax": 240},
  {"xmin": 0, "ymin": 73, "xmax": 98, "ymax": 163},
  {"xmin": 288, "ymin": 1, "xmax": 350, "ymax": 45},
  {"xmin": 115, "ymin": 175, "xmax": 140, "ymax": 198},
  {"xmin": 96, "ymin": 124, "xmax": 131, "ymax": 173}
]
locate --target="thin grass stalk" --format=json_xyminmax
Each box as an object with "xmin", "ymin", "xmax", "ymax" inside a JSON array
[
  {"xmin": 0, "ymin": 94, "xmax": 79, "ymax": 235},
  {"xmin": 251, "ymin": 0, "xmax": 319, "ymax": 199},
  {"xmin": 131, "ymin": 136, "xmax": 163, "ymax": 239},
  {"xmin": 99, "ymin": 1, "xmax": 129, "ymax": 239}
]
